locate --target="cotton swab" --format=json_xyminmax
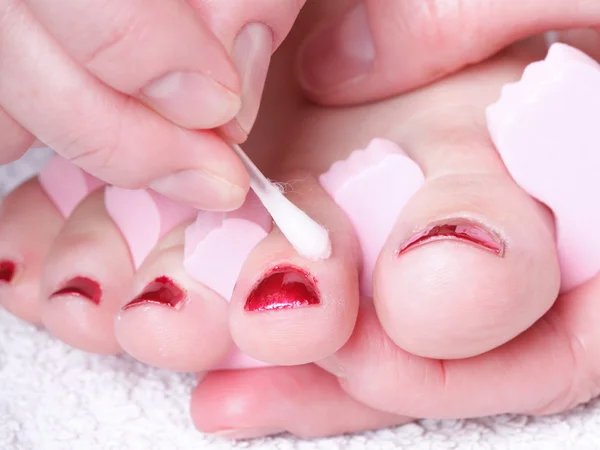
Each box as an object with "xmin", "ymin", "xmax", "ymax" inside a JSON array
[{"xmin": 229, "ymin": 143, "xmax": 332, "ymax": 261}]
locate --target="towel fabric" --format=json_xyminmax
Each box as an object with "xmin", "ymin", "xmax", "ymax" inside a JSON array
[{"xmin": 1, "ymin": 151, "xmax": 600, "ymax": 450}]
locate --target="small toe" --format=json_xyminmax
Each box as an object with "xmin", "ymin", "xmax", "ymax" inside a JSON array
[
  {"xmin": 40, "ymin": 190, "xmax": 133, "ymax": 354},
  {"xmin": 228, "ymin": 174, "xmax": 361, "ymax": 366},
  {"xmin": 0, "ymin": 178, "xmax": 62, "ymax": 323},
  {"xmin": 115, "ymin": 221, "xmax": 232, "ymax": 372}
]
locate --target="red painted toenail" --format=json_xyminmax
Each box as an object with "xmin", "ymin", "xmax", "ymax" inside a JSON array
[
  {"xmin": 0, "ymin": 260, "xmax": 16, "ymax": 283},
  {"xmin": 123, "ymin": 276, "xmax": 186, "ymax": 310},
  {"xmin": 398, "ymin": 219, "xmax": 505, "ymax": 257},
  {"xmin": 245, "ymin": 266, "xmax": 320, "ymax": 312},
  {"xmin": 50, "ymin": 276, "xmax": 102, "ymax": 304}
]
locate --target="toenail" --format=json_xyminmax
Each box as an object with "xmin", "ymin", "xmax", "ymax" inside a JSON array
[
  {"xmin": 50, "ymin": 276, "xmax": 102, "ymax": 304},
  {"xmin": 0, "ymin": 260, "xmax": 17, "ymax": 283},
  {"xmin": 123, "ymin": 276, "xmax": 186, "ymax": 311},
  {"xmin": 398, "ymin": 219, "xmax": 506, "ymax": 257},
  {"xmin": 244, "ymin": 266, "xmax": 320, "ymax": 312}
]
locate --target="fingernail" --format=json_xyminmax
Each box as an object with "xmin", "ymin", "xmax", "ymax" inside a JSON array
[
  {"xmin": 245, "ymin": 266, "xmax": 320, "ymax": 312},
  {"xmin": 150, "ymin": 169, "xmax": 246, "ymax": 211},
  {"xmin": 213, "ymin": 427, "xmax": 284, "ymax": 440},
  {"xmin": 398, "ymin": 219, "xmax": 506, "ymax": 257},
  {"xmin": 50, "ymin": 276, "xmax": 102, "ymax": 305},
  {"xmin": 0, "ymin": 260, "xmax": 16, "ymax": 283},
  {"xmin": 142, "ymin": 72, "xmax": 241, "ymax": 129},
  {"xmin": 123, "ymin": 276, "xmax": 186, "ymax": 311},
  {"xmin": 231, "ymin": 23, "xmax": 273, "ymax": 135},
  {"xmin": 298, "ymin": 3, "xmax": 375, "ymax": 93}
]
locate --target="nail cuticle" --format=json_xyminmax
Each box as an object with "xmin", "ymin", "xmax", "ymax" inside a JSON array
[{"xmin": 398, "ymin": 218, "xmax": 506, "ymax": 257}]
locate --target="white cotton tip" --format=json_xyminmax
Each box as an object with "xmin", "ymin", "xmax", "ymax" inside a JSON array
[
  {"xmin": 229, "ymin": 143, "xmax": 332, "ymax": 261},
  {"xmin": 265, "ymin": 194, "xmax": 332, "ymax": 261}
]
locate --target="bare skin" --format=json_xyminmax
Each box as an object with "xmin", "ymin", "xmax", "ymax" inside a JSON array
[{"xmin": 2, "ymin": 2, "xmax": 599, "ymax": 439}]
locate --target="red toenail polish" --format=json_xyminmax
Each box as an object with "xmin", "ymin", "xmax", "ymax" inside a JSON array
[
  {"xmin": 50, "ymin": 276, "xmax": 102, "ymax": 304},
  {"xmin": 122, "ymin": 276, "xmax": 186, "ymax": 311},
  {"xmin": 398, "ymin": 219, "xmax": 505, "ymax": 257},
  {"xmin": 245, "ymin": 266, "xmax": 320, "ymax": 312},
  {"xmin": 0, "ymin": 260, "xmax": 16, "ymax": 283}
]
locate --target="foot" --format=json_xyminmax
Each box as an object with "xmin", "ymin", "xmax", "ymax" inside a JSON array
[
  {"xmin": 190, "ymin": 34, "xmax": 600, "ymax": 437},
  {"xmin": 0, "ymin": 7, "xmax": 596, "ymax": 440}
]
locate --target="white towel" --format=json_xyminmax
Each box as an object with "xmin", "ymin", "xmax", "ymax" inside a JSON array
[{"xmin": 1, "ymin": 151, "xmax": 600, "ymax": 450}]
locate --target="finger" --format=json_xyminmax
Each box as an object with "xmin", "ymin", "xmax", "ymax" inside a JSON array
[
  {"xmin": 26, "ymin": 0, "xmax": 242, "ymax": 129},
  {"xmin": 0, "ymin": 2, "xmax": 248, "ymax": 210},
  {"xmin": 192, "ymin": 0, "xmax": 306, "ymax": 141},
  {"xmin": 296, "ymin": 0, "xmax": 600, "ymax": 105},
  {"xmin": 191, "ymin": 365, "xmax": 407, "ymax": 439},
  {"xmin": 0, "ymin": 107, "xmax": 34, "ymax": 163},
  {"xmin": 228, "ymin": 173, "xmax": 361, "ymax": 366}
]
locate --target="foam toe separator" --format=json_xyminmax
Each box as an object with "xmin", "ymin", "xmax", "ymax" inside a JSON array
[
  {"xmin": 38, "ymin": 154, "xmax": 105, "ymax": 218},
  {"xmin": 183, "ymin": 192, "xmax": 273, "ymax": 370},
  {"xmin": 319, "ymin": 138, "xmax": 424, "ymax": 297},
  {"xmin": 105, "ymin": 187, "xmax": 196, "ymax": 269},
  {"xmin": 487, "ymin": 43, "xmax": 600, "ymax": 292}
]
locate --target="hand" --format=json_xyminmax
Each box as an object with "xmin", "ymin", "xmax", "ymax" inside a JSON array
[
  {"xmin": 0, "ymin": 0, "xmax": 305, "ymax": 210},
  {"xmin": 296, "ymin": 0, "xmax": 600, "ymax": 105}
]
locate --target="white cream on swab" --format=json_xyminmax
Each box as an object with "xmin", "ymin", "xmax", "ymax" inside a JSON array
[{"xmin": 230, "ymin": 143, "xmax": 332, "ymax": 261}]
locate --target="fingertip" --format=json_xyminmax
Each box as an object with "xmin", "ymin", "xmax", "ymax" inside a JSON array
[{"xmin": 296, "ymin": 3, "xmax": 375, "ymax": 103}]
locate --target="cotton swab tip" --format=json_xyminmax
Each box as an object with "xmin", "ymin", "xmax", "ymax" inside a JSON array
[
  {"xmin": 265, "ymin": 194, "xmax": 332, "ymax": 261},
  {"xmin": 228, "ymin": 143, "xmax": 332, "ymax": 261}
]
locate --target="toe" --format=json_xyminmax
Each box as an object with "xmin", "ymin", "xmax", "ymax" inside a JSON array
[
  {"xmin": 0, "ymin": 178, "xmax": 62, "ymax": 323},
  {"xmin": 115, "ymin": 221, "xmax": 232, "ymax": 372},
  {"xmin": 374, "ymin": 93, "xmax": 560, "ymax": 359},
  {"xmin": 191, "ymin": 365, "xmax": 406, "ymax": 439},
  {"xmin": 40, "ymin": 190, "xmax": 133, "ymax": 354},
  {"xmin": 226, "ymin": 176, "xmax": 361, "ymax": 366},
  {"xmin": 0, "ymin": 153, "xmax": 103, "ymax": 323}
]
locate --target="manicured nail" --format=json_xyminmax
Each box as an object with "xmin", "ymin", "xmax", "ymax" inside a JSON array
[
  {"xmin": 245, "ymin": 266, "xmax": 320, "ymax": 312},
  {"xmin": 398, "ymin": 220, "xmax": 506, "ymax": 257},
  {"xmin": 298, "ymin": 3, "xmax": 375, "ymax": 93},
  {"xmin": 123, "ymin": 276, "xmax": 186, "ymax": 311},
  {"xmin": 142, "ymin": 72, "xmax": 241, "ymax": 129},
  {"xmin": 213, "ymin": 427, "xmax": 284, "ymax": 440},
  {"xmin": 231, "ymin": 23, "xmax": 273, "ymax": 135},
  {"xmin": 150, "ymin": 169, "xmax": 246, "ymax": 211},
  {"xmin": 0, "ymin": 260, "xmax": 16, "ymax": 283},
  {"xmin": 50, "ymin": 276, "xmax": 102, "ymax": 304}
]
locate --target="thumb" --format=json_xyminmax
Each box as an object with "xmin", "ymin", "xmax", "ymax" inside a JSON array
[{"xmin": 296, "ymin": 0, "xmax": 600, "ymax": 105}]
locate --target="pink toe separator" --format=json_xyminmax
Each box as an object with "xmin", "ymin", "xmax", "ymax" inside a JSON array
[
  {"xmin": 319, "ymin": 138, "xmax": 424, "ymax": 296},
  {"xmin": 486, "ymin": 43, "xmax": 600, "ymax": 292},
  {"xmin": 104, "ymin": 187, "xmax": 196, "ymax": 269},
  {"xmin": 183, "ymin": 191, "xmax": 273, "ymax": 370},
  {"xmin": 38, "ymin": 153, "xmax": 105, "ymax": 218}
]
